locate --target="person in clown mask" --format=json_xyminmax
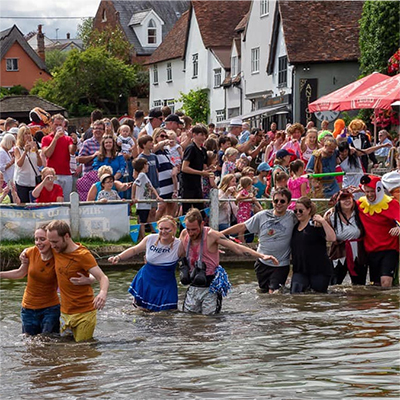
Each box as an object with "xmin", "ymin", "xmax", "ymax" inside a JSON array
[{"xmin": 357, "ymin": 175, "xmax": 400, "ymax": 287}]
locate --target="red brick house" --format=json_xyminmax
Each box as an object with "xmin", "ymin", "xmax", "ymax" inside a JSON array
[{"xmin": 0, "ymin": 25, "xmax": 51, "ymax": 91}]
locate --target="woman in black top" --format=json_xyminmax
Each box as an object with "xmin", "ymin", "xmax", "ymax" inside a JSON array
[{"xmin": 291, "ymin": 197, "xmax": 336, "ymax": 293}]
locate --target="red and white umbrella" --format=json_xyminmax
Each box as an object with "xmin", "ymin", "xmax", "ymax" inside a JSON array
[
  {"xmin": 349, "ymin": 74, "xmax": 400, "ymax": 110},
  {"xmin": 308, "ymin": 72, "xmax": 390, "ymax": 112}
]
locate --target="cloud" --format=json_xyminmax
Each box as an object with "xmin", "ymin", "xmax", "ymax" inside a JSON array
[{"xmin": 0, "ymin": 0, "xmax": 99, "ymax": 39}]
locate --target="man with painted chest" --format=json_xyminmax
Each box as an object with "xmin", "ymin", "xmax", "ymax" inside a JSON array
[{"xmin": 180, "ymin": 208, "xmax": 278, "ymax": 315}]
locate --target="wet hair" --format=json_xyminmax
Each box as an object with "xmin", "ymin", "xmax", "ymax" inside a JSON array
[
  {"xmin": 289, "ymin": 159, "xmax": 305, "ymax": 175},
  {"xmin": 138, "ymin": 135, "xmax": 153, "ymax": 149},
  {"xmin": 133, "ymin": 157, "xmax": 148, "ymax": 173},
  {"xmin": 296, "ymin": 196, "xmax": 317, "ymax": 217},
  {"xmin": 338, "ymin": 141, "xmax": 358, "ymax": 169},
  {"xmin": 184, "ymin": 208, "xmax": 203, "ymax": 225},
  {"xmin": 273, "ymin": 187, "xmax": 292, "ymax": 202},
  {"xmin": 46, "ymin": 220, "xmax": 71, "ymax": 237}
]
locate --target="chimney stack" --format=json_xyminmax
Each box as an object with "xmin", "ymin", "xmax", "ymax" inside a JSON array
[
  {"xmin": 66, "ymin": 33, "xmax": 70, "ymax": 39},
  {"xmin": 37, "ymin": 25, "xmax": 45, "ymax": 61}
]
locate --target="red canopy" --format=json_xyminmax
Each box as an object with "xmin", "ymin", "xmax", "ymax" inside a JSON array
[
  {"xmin": 348, "ymin": 74, "xmax": 400, "ymax": 110},
  {"xmin": 308, "ymin": 72, "xmax": 390, "ymax": 112}
]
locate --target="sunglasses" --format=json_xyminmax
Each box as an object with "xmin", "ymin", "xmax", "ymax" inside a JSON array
[
  {"xmin": 293, "ymin": 209, "xmax": 303, "ymax": 214},
  {"xmin": 273, "ymin": 199, "xmax": 287, "ymax": 204},
  {"xmin": 159, "ymin": 134, "xmax": 167, "ymax": 139}
]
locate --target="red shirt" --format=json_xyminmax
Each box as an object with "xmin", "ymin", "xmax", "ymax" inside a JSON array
[
  {"xmin": 357, "ymin": 196, "xmax": 400, "ymax": 253},
  {"xmin": 36, "ymin": 184, "xmax": 64, "ymax": 203},
  {"xmin": 42, "ymin": 133, "xmax": 72, "ymax": 175}
]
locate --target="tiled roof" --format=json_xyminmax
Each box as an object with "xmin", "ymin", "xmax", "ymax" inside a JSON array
[
  {"xmin": 235, "ymin": 12, "xmax": 249, "ymax": 33},
  {"xmin": 128, "ymin": 9, "xmax": 152, "ymax": 26},
  {"xmin": 211, "ymin": 47, "xmax": 231, "ymax": 70},
  {"xmin": 0, "ymin": 95, "xmax": 65, "ymax": 114},
  {"xmin": 279, "ymin": 0, "xmax": 364, "ymax": 64},
  {"xmin": 146, "ymin": 10, "xmax": 189, "ymax": 64},
  {"xmin": 192, "ymin": 1, "xmax": 251, "ymax": 49},
  {"xmin": 110, "ymin": 0, "xmax": 190, "ymax": 56},
  {"xmin": 0, "ymin": 25, "xmax": 49, "ymax": 72}
]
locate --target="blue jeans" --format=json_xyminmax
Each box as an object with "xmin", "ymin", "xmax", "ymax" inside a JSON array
[{"xmin": 21, "ymin": 304, "xmax": 60, "ymax": 336}]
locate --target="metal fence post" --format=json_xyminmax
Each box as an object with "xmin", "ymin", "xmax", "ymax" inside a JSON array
[
  {"xmin": 209, "ymin": 188, "xmax": 219, "ymax": 230},
  {"xmin": 70, "ymin": 192, "xmax": 80, "ymax": 239}
]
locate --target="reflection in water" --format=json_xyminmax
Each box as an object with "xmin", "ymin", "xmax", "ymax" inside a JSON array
[{"xmin": 1, "ymin": 269, "xmax": 399, "ymax": 399}]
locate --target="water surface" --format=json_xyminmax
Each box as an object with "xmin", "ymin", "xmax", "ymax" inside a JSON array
[{"xmin": 1, "ymin": 268, "xmax": 399, "ymax": 399}]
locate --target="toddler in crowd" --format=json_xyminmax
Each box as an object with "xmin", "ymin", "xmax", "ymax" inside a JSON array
[
  {"xmin": 221, "ymin": 147, "xmax": 239, "ymax": 177},
  {"xmin": 287, "ymin": 159, "xmax": 309, "ymax": 210},
  {"xmin": 253, "ymin": 162, "xmax": 271, "ymax": 199},
  {"xmin": 165, "ymin": 131, "xmax": 183, "ymax": 167},
  {"xmin": 117, "ymin": 124, "xmax": 136, "ymax": 176},
  {"xmin": 97, "ymin": 174, "xmax": 121, "ymax": 202},
  {"xmin": 236, "ymin": 176, "xmax": 255, "ymax": 243}
]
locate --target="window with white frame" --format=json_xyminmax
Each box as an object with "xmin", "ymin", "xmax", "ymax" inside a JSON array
[
  {"xmin": 166, "ymin": 99, "xmax": 175, "ymax": 113},
  {"xmin": 153, "ymin": 64, "xmax": 158, "ymax": 84},
  {"xmin": 216, "ymin": 109, "xmax": 225, "ymax": 122},
  {"xmin": 260, "ymin": 0, "xmax": 269, "ymax": 16},
  {"xmin": 148, "ymin": 19, "xmax": 157, "ymax": 44},
  {"xmin": 6, "ymin": 58, "xmax": 18, "ymax": 71},
  {"xmin": 214, "ymin": 68, "xmax": 221, "ymax": 88},
  {"xmin": 251, "ymin": 48, "xmax": 260, "ymax": 73},
  {"xmin": 166, "ymin": 62, "xmax": 172, "ymax": 82},
  {"xmin": 231, "ymin": 56, "xmax": 237, "ymax": 76},
  {"xmin": 192, "ymin": 53, "xmax": 198, "ymax": 78},
  {"xmin": 153, "ymin": 100, "xmax": 162, "ymax": 107},
  {"xmin": 278, "ymin": 56, "xmax": 288, "ymax": 87}
]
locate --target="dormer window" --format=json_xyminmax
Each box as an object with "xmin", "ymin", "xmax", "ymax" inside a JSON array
[
  {"xmin": 102, "ymin": 9, "xmax": 107, "ymax": 22},
  {"xmin": 148, "ymin": 19, "xmax": 157, "ymax": 45}
]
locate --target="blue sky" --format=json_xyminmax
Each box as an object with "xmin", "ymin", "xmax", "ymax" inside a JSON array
[{"xmin": 0, "ymin": 0, "xmax": 100, "ymax": 39}]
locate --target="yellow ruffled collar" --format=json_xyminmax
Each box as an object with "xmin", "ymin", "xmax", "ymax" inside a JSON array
[{"xmin": 359, "ymin": 194, "xmax": 392, "ymax": 215}]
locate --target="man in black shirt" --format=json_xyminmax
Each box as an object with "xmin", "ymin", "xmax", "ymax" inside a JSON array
[{"xmin": 181, "ymin": 124, "xmax": 210, "ymax": 213}]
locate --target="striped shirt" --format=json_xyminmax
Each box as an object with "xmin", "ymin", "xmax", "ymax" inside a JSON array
[{"xmin": 154, "ymin": 149, "xmax": 174, "ymax": 197}]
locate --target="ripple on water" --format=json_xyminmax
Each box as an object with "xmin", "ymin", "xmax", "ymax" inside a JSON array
[{"xmin": 1, "ymin": 271, "xmax": 399, "ymax": 399}]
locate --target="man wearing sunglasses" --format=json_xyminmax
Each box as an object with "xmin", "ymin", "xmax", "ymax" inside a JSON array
[{"xmin": 222, "ymin": 187, "xmax": 297, "ymax": 293}]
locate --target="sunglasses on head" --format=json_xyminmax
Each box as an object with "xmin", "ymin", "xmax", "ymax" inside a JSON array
[
  {"xmin": 273, "ymin": 199, "xmax": 286, "ymax": 204},
  {"xmin": 293, "ymin": 209, "xmax": 303, "ymax": 214}
]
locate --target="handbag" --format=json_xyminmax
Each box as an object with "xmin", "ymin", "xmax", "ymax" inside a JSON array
[
  {"xmin": 25, "ymin": 151, "xmax": 42, "ymax": 185},
  {"xmin": 229, "ymin": 200, "xmax": 237, "ymax": 226}
]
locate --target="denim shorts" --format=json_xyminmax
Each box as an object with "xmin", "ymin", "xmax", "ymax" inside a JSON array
[{"xmin": 21, "ymin": 304, "xmax": 60, "ymax": 336}]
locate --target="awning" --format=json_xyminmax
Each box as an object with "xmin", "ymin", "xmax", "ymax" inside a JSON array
[
  {"xmin": 242, "ymin": 105, "xmax": 289, "ymax": 120},
  {"xmin": 216, "ymin": 115, "xmax": 243, "ymax": 127}
]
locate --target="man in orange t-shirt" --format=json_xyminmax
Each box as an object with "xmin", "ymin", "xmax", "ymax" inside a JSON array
[{"xmin": 46, "ymin": 220, "xmax": 109, "ymax": 342}]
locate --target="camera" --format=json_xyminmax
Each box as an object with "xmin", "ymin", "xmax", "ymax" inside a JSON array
[
  {"xmin": 190, "ymin": 260, "xmax": 207, "ymax": 287},
  {"xmin": 178, "ymin": 257, "xmax": 191, "ymax": 285}
]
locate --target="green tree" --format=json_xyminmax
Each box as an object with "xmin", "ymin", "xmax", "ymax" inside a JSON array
[
  {"xmin": 0, "ymin": 85, "xmax": 29, "ymax": 98},
  {"xmin": 179, "ymin": 89, "xmax": 209, "ymax": 124},
  {"xmin": 77, "ymin": 17, "xmax": 94, "ymax": 50},
  {"xmin": 359, "ymin": 1, "xmax": 400, "ymax": 75},
  {"xmin": 45, "ymin": 49, "xmax": 68, "ymax": 73},
  {"xmin": 31, "ymin": 47, "xmax": 137, "ymax": 116},
  {"xmin": 89, "ymin": 26, "xmax": 132, "ymax": 63}
]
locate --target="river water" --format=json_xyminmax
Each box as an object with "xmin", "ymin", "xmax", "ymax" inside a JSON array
[{"xmin": 1, "ymin": 268, "xmax": 399, "ymax": 399}]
